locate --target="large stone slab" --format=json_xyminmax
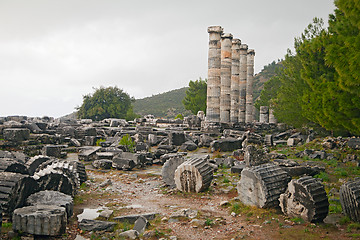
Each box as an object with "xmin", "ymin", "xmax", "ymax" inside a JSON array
[
  {"xmin": 3, "ymin": 128, "xmax": 30, "ymax": 142},
  {"xmin": 78, "ymin": 219, "xmax": 116, "ymax": 232},
  {"xmin": 210, "ymin": 137, "xmax": 242, "ymax": 152},
  {"xmin": 26, "ymin": 190, "xmax": 74, "ymax": 218},
  {"xmin": 161, "ymin": 157, "xmax": 186, "ymax": 187},
  {"xmin": 13, "ymin": 205, "xmax": 67, "ymax": 236}
]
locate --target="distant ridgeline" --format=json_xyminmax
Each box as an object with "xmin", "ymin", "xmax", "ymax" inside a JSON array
[
  {"xmin": 133, "ymin": 87, "xmax": 190, "ymax": 119},
  {"xmin": 133, "ymin": 63, "xmax": 280, "ymax": 119}
]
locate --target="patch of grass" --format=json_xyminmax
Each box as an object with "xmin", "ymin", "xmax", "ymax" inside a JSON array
[
  {"xmin": 223, "ymin": 177, "xmax": 230, "ymax": 183},
  {"xmin": 96, "ymin": 138, "xmax": 106, "ymax": 146},
  {"xmin": 340, "ymin": 216, "xmax": 351, "ymax": 225},
  {"xmin": 74, "ymin": 195, "xmax": 84, "ymax": 204},
  {"xmin": 291, "ymin": 217, "xmax": 305, "ymax": 224},
  {"xmin": 205, "ymin": 218, "xmax": 213, "ymax": 226},
  {"xmin": 329, "ymin": 200, "xmax": 342, "ymax": 214},
  {"xmin": 350, "ymin": 233, "xmax": 360, "ymax": 238},
  {"xmin": 231, "ymin": 203, "xmax": 241, "ymax": 215},
  {"xmin": 347, "ymin": 223, "xmax": 360, "ymax": 232},
  {"xmin": 314, "ymin": 172, "xmax": 330, "ymax": 182},
  {"xmin": 334, "ymin": 167, "xmax": 348, "ymax": 177}
]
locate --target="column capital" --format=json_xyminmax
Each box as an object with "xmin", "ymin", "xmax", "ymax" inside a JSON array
[
  {"xmin": 221, "ymin": 33, "xmax": 233, "ymax": 39},
  {"xmin": 208, "ymin": 26, "xmax": 224, "ymax": 33},
  {"xmin": 247, "ymin": 49, "xmax": 255, "ymax": 55},
  {"xmin": 232, "ymin": 38, "xmax": 241, "ymax": 46},
  {"xmin": 240, "ymin": 44, "xmax": 248, "ymax": 50}
]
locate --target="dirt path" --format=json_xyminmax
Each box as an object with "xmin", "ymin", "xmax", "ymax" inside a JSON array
[{"xmin": 70, "ymin": 163, "xmax": 354, "ymax": 240}]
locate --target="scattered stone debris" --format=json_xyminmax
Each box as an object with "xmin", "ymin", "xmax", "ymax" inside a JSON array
[
  {"xmin": 237, "ymin": 163, "xmax": 291, "ymax": 208},
  {"xmin": 279, "ymin": 176, "xmax": 329, "ymax": 222},
  {"xmin": 340, "ymin": 178, "xmax": 360, "ymax": 222}
]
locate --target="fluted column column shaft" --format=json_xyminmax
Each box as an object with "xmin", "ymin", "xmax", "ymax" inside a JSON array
[
  {"xmin": 206, "ymin": 26, "xmax": 223, "ymax": 123},
  {"xmin": 220, "ymin": 33, "xmax": 233, "ymax": 124},
  {"xmin": 238, "ymin": 44, "xmax": 248, "ymax": 123},
  {"xmin": 230, "ymin": 39, "xmax": 241, "ymax": 123},
  {"xmin": 245, "ymin": 49, "xmax": 255, "ymax": 123}
]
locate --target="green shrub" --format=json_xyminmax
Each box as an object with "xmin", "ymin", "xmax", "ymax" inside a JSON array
[{"xmin": 119, "ymin": 134, "xmax": 135, "ymax": 153}]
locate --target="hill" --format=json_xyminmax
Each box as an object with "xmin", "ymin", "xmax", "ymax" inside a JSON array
[
  {"xmin": 133, "ymin": 61, "xmax": 281, "ymax": 119},
  {"xmin": 253, "ymin": 60, "xmax": 282, "ymax": 101},
  {"xmin": 133, "ymin": 87, "xmax": 190, "ymax": 118}
]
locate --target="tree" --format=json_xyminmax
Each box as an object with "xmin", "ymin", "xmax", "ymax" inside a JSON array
[
  {"xmin": 182, "ymin": 78, "xmax": 207, "ymax": 115},
  {"xmin": 77, "ymin": 86, "xmax": 138, "ymax": 121}
]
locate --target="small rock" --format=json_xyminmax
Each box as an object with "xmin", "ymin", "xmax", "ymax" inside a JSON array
[
  {"xmin": 99, "ymin": 209, "xmax": 113, "ymax": 219},
  {"xmin": 99, "ymin": 179, "xmax": 112, "ymax": 188},
  {"xmin": 118, "ymin": 230, "xmax": 139, "ymax": 239},
  {"xmin": 220, "ymin": 201, "xmax": 230, "ymax": 207}
]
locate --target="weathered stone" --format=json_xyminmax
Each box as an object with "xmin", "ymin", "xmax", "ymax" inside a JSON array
[
  {"xmin": 210, "ymin": 137, "xmax": 242, "ymax": 152},
  {"xmin": 99, "ymin": 208, "xmax": 113, "ymax": 219},
  {"xmin": 42, "ymin": 145, "xmax": 63, "ymax": 158},
  {"xmin": 112, "ymin": 158, "xmax": 135, "ymax": 170},
  {"xmin": 238, "ymin": 44, "xmax": 248, "ymax": 122},
  {"xmin": 70, "ymin": 138, "xmax": 82, "ymax": 147},
  {"xmin": 34, "ymin": 172, "xmax": 76, "ymax": 196},
  {"xmin": 113, "ymin": 213, "xmax": 157, "ymax": 224},
  {"xmin": 184, "ymin": 115, "xmax": 202, "ymax": 128},
  {"xmin": 348, "ymin": 138, "xmax": 360, "ymax": 149},
  {"xmin": 237, "ymin": 163, "xmax": 291, "ymax": 208},
  {"xmin": 199, "ymin": 134, "xmax": 213, "ymax": 147},
  {"xmin": 180, "ymin": 140, "xmax": 198, "ymax": 151},
  {"xmin": 92, "ymin": 159, "xmax": 113, "ymax": 169},
  {"xmin": 279, "ymin": 176, "xmax": 329, "ymax": 222},
  {"xmin": 264, "ymin": 135, "xmax": 273, "ymax": 146},
  {"xmin": 96, "ymin": 152, "xmax": 115, "ymax": 160},
  {"xmin": 0, "ymin": 172, "xmax": 39, "ymax": 215},
  {"xmin": 13, "ymin": 205, "xmax": 67, "ymax": 236},
  {"xmin": 174, "ymin": 156, "xmax": 213, "ymax": 193},
  {"xmin": 244, "ymin": 145, "xmax": 269, "ymax": 167},
  {"xmin": 287, "ymin": 138, "xmax": 301, "ymax": 146},
  {"xmin": 26, "ymin": 155, "xmax": 51, "ymax": 175},
  {"xmin": 26, "ymin": 190, "xmax": 73, "ymax": 218},
  {"xmin": 169, "ymin": 131, "xmax": 186, "ymax": 146},
  {"xmin": 259, "ymin": 106, "xmax": 269, "ymax": 123},
  {"xmin": 78, "ymin": 219, "xmax": 117, "ymax": 232},
  {"xmin": 206, "ymin": 26, "xmax": 223, "ymax": 123},
  {"xmin": 273, "ymin": 159, "xmax": 323, "ymax": 177},
  {"xmin": 231, "ymin": 164, "xmax": 246, "ymax": 174},
  {"xmin": 3, "ymin": 128, "xmax": 30, "ymax": 142},
  {"xmin": 220, "ymin": 33, "xmax": 233, "ymax": 124},
  {"xmin": 213, "ymin": 157, "xmax": 234, "ymax": 168},
  {"xmin": 78, "ymin": 147, "xmax": 101, "ymax": 161},
  {"xmin": 118, "ymin": 230, "xmax": 139, "ymax": 239},
  {"xmin": 0, "ymin": 158, "xmax": 28, "ymax": 174},
  {"xmin": 136, "ymin": 142, "xmax": 148, "ymax": 152},
  {"xmin": 245, "ymin": 49, "xmax": 255, "ymax": 123},
  {"xmin": 148, "ymin": 134, "xmax": 158, "ymax": 146},
  {"xmin": 161, "ymin": 157, "xmax": 186, "ymax": 187},
  {"xmin": 133, "ymin": 216, "xmax": 149, "ymax": 234},
  {"xmin": 230, "ymin": 38, "xmax": 241, "ymax": 123},
  {"xmin": 340, "ymin": 178, "xmax": 360, "ymax": 222}
]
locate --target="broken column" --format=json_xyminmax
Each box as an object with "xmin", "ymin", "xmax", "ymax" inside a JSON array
[
  {"xmin": 230, "ymin": 39, "xmax": 241, "ymax": 123},
  {"xmin": 237, "ymin": 163, "xmax": 291, "ymax": 208},
  {"xmin": 220, "ymin": 33, "xmax": 233, "ymax": 124},
  {"xmin": 206, "ymin": 26, "xmax": 223, "ymax": 123},
  {"xmin": 238, "ymin": 44, "xmax": 248, "ymax": 123},
  {"xmin": 245, "ymin": 49, "xmax": 255, "ymax": 123},
  {"xmin": 340, "ymin": 178, "xmax": 360, "ymax": 222},
  {"xmin": 269, "ymin": 108, "xmax": 277, "ymax": 124},
  {"xmin": 259, "ymin": 106, "xmax": 269, "ymax": 123},
  {"xmin": 279, "ymin": 176, "xmax": 329, "ymax": 223},
  {"xmin": 174, "ymin": 156, "xmax": 213, "ymax": 193}
]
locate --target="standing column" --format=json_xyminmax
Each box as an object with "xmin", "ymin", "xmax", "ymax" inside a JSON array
[
  {"xmin": 245, "ymin": 49, "xmax": 255, "ymax": 123},
  {"xmin": 259, "ymin": 106, "xmax": 269, "ymax": 123},
  {"xmin": 238, "ymin": 44, "xmax": 248, "ymax": 122},
  {"xmin": 206, "ymin": 26, "xmax": 223, "ymax": 123},
  {"xmin": 230, "ymin": 39, "xmax": 241, "ymax": 123},
  {"xmin": 220, "ymin": 33, "xmax": 233, "ymax": 124}
]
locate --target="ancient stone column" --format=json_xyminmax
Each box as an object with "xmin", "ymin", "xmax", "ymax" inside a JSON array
[
  {"xmin": 259, "ymin": 106, "xmax": 269, "ymax": 123},
  {"xmin": 238, "ymin": 44, "xmax": 248, "ymax": 123},
  {"xmin": 206, "ymin": 26, "xmax": 223, "ymax": 123},
  {"xmin": 220, "ymin": 33, "xmax": 233, "ymax": 124},
  {"xmin": 269, "ymin": 108, "xmax": 277, "ymax": 124},
  {"xmin": 245, "ymin": 49, "xmax": 255, "ymax": 123},
  {"xmin": 230, "ymin": 39, "xmax": 241, "ymax": 123}
]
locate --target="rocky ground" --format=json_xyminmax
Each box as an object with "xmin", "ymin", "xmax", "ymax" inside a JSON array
[{"xmin": 3, "ymin": 147, "xmax": 358, "ymax": 240}]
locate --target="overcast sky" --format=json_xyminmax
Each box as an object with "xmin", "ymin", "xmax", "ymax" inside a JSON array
[{"xmin": 0, "ymin": 0, "xmax": 335, "ymax": 118}]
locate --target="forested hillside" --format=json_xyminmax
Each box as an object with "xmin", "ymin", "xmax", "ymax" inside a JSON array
[{"xmin": 133, "ymin": 87, "xmax": 190, "ymax": 118}]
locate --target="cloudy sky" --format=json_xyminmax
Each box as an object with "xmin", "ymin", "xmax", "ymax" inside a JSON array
[{"xmin": 0, "ymin": 0, "xmax": 335, "ymax": 118}]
